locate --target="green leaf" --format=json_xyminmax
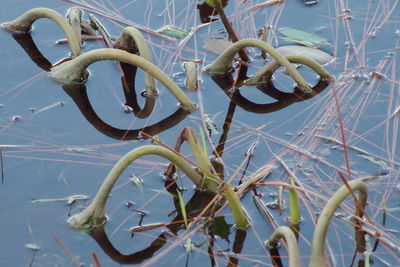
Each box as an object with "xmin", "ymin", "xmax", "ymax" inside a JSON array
[
  {"xmin": 279, "ymin": 27, "xmax": 330, "ymax": 48},
  {"xmin": 129, "ymin": 175, "xmax": 144, "ymax": 192},
  {"xmin": 33, "ymin": 101, "xmax": 64, "ymax": 115},
  {"xmin": 359, "ymin": 155, "xmax": 392, "ymax": 170},
  {"xmin": 31, "ymin": 194, "xmax": 89, "ymax": 205},
  {"xmin": 157, "ymin": 25, "xmax": 189, "ymax": 39},
  {"xmin": 176, "ymin": 189, "xmax": 188, "ymax": 228}
]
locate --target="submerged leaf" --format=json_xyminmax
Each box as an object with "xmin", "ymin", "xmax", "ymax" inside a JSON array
[
  {"xmin": 276, "ymin": 45, "xmax": 334, "ymax": 65},
  {"xmin": 279, "ymin": 27, "xmax": 330, "ymax": 48},
  {"xmin": 157, "ymin": 25, "xmax": 189, "ymax": 39},
  {"xmin": 359, "ymin": 155, "xmax": 392, "ymax": 170},
  {"xmin": 203, "ymin": 38, "xmax": 232, "ymax": 55}
]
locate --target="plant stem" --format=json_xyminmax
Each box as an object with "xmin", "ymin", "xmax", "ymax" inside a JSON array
[
  {"xmin": 214, "ymin": 0, "xmax": 249, "ymax": 62},
  {"xmin": 50, "ymin": 48, "xmax": 197, "ymax": 111},
  {"xmin": 68, "ymin": 145, "xmax": 207, "ymax": 229},
  {"xmin": 1, "ymin": 8, "xmax": 81, "ymax": 58},
  {"xmin": 309, "ymin": 179, "xmax": 367, "ymax": 267},
  {"xmin": 223, "ymin": 183, "xmax": 249, "ymax": 229},
  {"xmin": 288, "ymin": 179, "xmax": 300, "ymax": 226},
  {"xmin": 115, "ymin": 26, "xmax": 156, "ymax": 97},
  {"xmin": 66, "ymin": 8, "xmax": 83, "ymax": 46},
  {"xmin": 245, "ymin": 55, "xmax": 332, "ymax": 85},
  {"xmin": 266, "ymin": 226, "xmax": 301, "ymax": 267},
  {"xmin": 205, "ymin": 39, "xmax": 311, "ymax": 92}
]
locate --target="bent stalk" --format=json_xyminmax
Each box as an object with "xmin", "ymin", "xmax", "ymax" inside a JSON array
[
  {"xmin": 245, "ymin": 55, "xmax": 332, "ymax": 85},
  {"xmin": 50, "ymin": 48, "xmax": 197, "ymax": 111},
  {"xmin": 266, "ymin": 226, "xmax": 301, "ymax": 267},
  {"xmin": 309, "ymin": 179, "xmax": 367, "ymax": 267},
  {"xmin": 205, "ymin": 39, "xmax": 312, "ymax": 92},
  {"xmin": 68, "ymin": 145, "xmax": 206, "ymax": 229},
  {"xmin": 115, "ymin": 26, "xmax": 156, "ymax": 97},
  {"xmin": 1, "ymin": 7, "xmax": 81, "ymax": 58}
]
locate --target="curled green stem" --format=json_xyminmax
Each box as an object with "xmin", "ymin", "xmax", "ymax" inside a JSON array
[
  {"xmin": 245, "ymin": 55, "xmax": 333, "ymax": 86},
  {"xmin": 68, "ymin": 145, "xmax": 206, "ymax": 229},
  {"xmin": 115, "ymin": 26, "xmax": 156, "ymax": 97},
  {"xmin": 50, "ymin": 48, "xmax": 197, "ymax": 111},
  {"xmin": 1, "ymin": 7, "xmax": 81, "ymax": 58},
  {"xmin": 266, "ymin": 226, "xmax": 301, "ymax": 267},
  {"xmin": 205, "ymin": 39, "xmax": 312, "ymax": 92},
  {"xmin": 310, "ymin": 179, "xmax": 367, "ymax": 267}
]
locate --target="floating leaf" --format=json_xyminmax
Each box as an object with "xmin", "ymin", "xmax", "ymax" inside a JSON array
[
  {"xmin": 279, "ymin": 27, "xmax": 330, "ymax": 48},
  {"xmin": 276, "ymin": 45, "xmax": 334, "ymax": 65},
  {"xmin": 31, "ymin": 194, "xmax": 89, "ymax": 205},
  {"xmin": 184, "ymin": 238, "xmax": 193, "ymax": 253},
  {"xmin": 157, "ymin": 25, "xmax": 189, "ymax": 39},
  {"xmin": 129, "ymin": 175, "xmax": 144, "ymax": 192},
  {"xmin": 59, "ymin": 146, "xmax": 93, "ymax": 152},
  {"xmin": 203, "ymin": 38, "xmax": 232, "ymax": 55},
  {"xmin": 33, "ymin": 101, "xmax": 64, "ymax": 115},
  {"xmin": 25, "ymin": 243, "xmax": 40, "ymax": 251},
  {"xmin": 359, "ymin": 155, "xmax": 392, "ymax": 170}
]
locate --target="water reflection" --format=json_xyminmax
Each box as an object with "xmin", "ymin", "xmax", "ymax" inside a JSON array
[
  {"xmin": 62, "ymin": 84, "xmax": 189, "ymax": 140},
  {"xmin": 211, "ymin": 73, "xmax": 329, "ymax": 114},
  {"xmin": 86, "ymin": 189, "xmax": 217, "ymax": 265},
  {"xmin": 11, "ymin": 32, "xmax": 53, "ymax": 71}
]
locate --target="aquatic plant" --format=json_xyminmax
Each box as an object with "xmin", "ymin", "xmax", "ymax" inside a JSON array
[
  {"xmin": 310, "ymin": 179, "xmax": 367, "ymax": 266},
  {"xmin": 68, "ymin": 145, "xmax": 209, "ymax": 229},
  {"xmin": 1, "ymin": 7, "xmax": 81, "ymax": 57},
  {"xmin": 114, "ymin": 26, "xmax": 157, "ymax": 98},
  {"xmin": 205, "ymin": 39, "xmax": 316, "ymax": 92},
  {"xmin": 266, "ymin": 226, "xmax": 301, "ymax": 267},
  {"xmin": 50, "ymin": 48, "xmax": 197, "ymax": 111},
  {"xmin": 245, "ymin": 55, "xmax": 332, "ymax": 85},
  {"xmin": 204, "ymin": 0, "xmax": 249, "ymax": 62}
]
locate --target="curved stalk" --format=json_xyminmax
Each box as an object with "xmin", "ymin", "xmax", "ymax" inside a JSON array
[
  {"xmin": 66, "ymin": 7, "xmax": 83, "ymax": 45},
  {"xmin": 245, "ymin": 55, "xmax": 332, "ymax": 86},
  {"xmin": 50, "ymin": 48, "xmax": 197, "ymax": 111},
  {"xmin": 310, "ymin": 179, "xmax": 367, "ymax": 267},
  {"xmin": 115, "ymin": 26, "xmax": 156, "ymax": 97},
  {"xmin": 205, "ymin": 39, "xmax": 311, "ymax": 92},
  {"xmin": 68, "ymin": 145, "xmax": 205, "ymax": 229},
  {"xmin": 1, "ymin": 7, "xmax": 81, "ymax": 58},
  {"xmin": 266, "ymin": 226, "xmax": 301, "ymax": 267}
]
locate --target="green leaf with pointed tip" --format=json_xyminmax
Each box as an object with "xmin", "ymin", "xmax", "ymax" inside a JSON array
[
  {"xmin": 279, "ymin": 27, "xmax": 330, "ymax": 48},
  {"xmin": 157, "ymin": 25, "xmax": 189, "ymax": 39}
]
